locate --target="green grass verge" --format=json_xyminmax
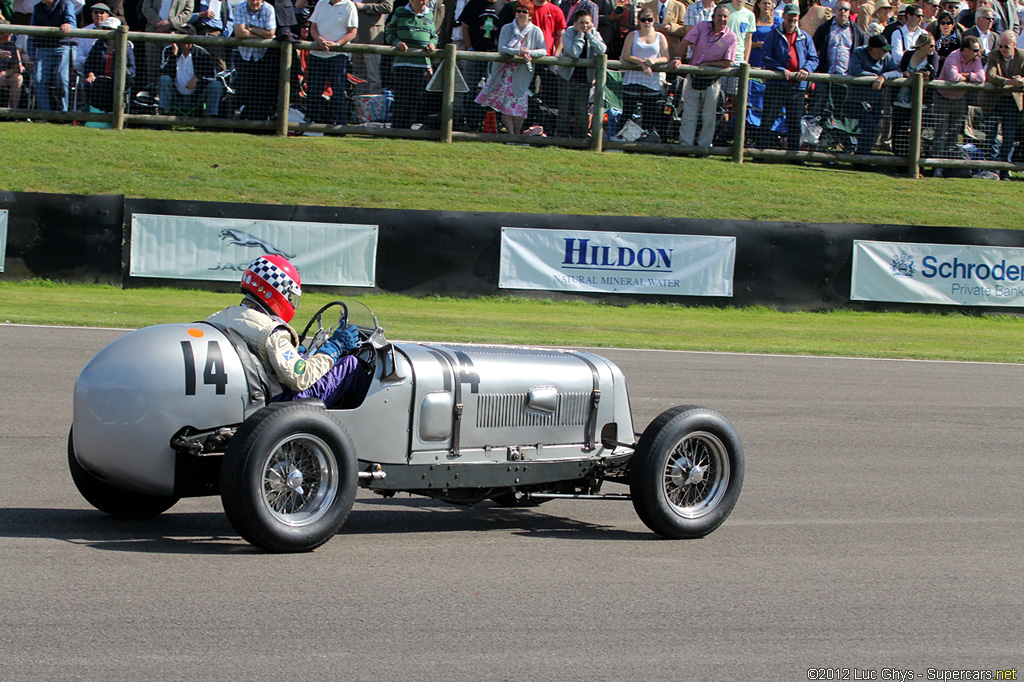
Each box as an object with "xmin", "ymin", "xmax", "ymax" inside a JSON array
[
  {"xmin": 1, "ymin": 123, "xmax": 1022, "ymax": 227},
  {"xmin": 4, "ymin": 280, "xmax": 1023, "ymax": 363}
]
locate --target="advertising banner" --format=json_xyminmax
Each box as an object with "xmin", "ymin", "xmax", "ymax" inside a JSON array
[
  {"xmin": 851, "ymin": 240, "xmax": 1024, "ymax": 307},
  {"xmin": 0, "ymin": 210, "xmax": 7, "ymax": 272},
  {"xmin": 129, "ymin": 214, "xmax": 377, "ymax": 286},
  {"xmin": 499, "ymin": 227, "xmax": 735, "ymax": 297}
]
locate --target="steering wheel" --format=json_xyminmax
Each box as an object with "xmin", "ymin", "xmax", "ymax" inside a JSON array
[{"xmin": 298, "ymin": 301, "xmax": 348, "ymax": 354}]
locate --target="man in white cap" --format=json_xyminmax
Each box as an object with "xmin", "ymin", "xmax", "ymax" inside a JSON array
[{"xmin": 74, "ymin": 2, "xmax": 117, "ymax": 75}]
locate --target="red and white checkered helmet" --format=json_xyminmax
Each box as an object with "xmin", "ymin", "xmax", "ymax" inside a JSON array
[{"xmin": 241, "ymin": 254, "xmax": 302, "ymax": 322}]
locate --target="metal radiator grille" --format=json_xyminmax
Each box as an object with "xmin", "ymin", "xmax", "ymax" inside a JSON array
[{"xmin": 476, "ymin": 392, "xmax": 590, "ymax": 429}]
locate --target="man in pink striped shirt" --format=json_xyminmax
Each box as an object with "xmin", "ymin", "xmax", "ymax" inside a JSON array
[
  {"xmin": 672, "ymin": 3, "xmax": 737, "ymax": 147},
  {"xmin": 931, "ymin": 34, "xmax": 985, "ymax": 172}
]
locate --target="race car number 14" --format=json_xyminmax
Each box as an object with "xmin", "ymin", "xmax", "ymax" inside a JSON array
[{"xmin": 180, "ymin": 340, "xmax": 228, "ymax": 395}]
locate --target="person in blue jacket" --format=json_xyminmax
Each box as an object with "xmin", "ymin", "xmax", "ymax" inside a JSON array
[
  {"xmin": 846, "ymin": 33, "xmax": 902, "ymax": 155},
  {"xmin": 757, "ymin": 2, "xmax": 818, "ymax": 150}
]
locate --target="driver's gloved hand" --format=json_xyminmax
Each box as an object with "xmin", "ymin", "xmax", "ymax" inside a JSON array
[
  {"xmin": 314, "ymin": 340, "xmax": 344, "ymax": 362},
  {"xmin": 330, "ymin": 324, "xmax": 359, "ymax": 351}
]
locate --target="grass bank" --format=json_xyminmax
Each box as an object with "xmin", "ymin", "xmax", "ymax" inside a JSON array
[{"xmin": 1, "ymin": 123, "xmax": 1020, "ymax": 228}]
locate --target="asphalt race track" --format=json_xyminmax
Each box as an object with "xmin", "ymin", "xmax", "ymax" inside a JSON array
[{"xmin": 1, "ymin": 323, "xmax": 1020, "ymax": 682}]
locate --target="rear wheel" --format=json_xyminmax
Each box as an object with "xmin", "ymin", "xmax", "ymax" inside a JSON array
[
  {"xmin": 67, "ymin": 427, "xmax": 179, "ymax": 518},
  {"xmin": 220, "ymin": 402, "xmax": 357, "ymax": 553},
  {"xmin": 629, "ymin": 406, "xmax": 744, "ymax": 539}
]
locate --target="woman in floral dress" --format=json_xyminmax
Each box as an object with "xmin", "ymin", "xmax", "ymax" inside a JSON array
[{"xmin": 475, "ymin": 0, "xmax": 548, "ymax": 135}]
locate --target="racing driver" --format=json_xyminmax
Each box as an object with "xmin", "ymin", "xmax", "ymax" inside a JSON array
[{"xmin": 206, "ymin": 254, "xmax": 370, "ymax": 408}]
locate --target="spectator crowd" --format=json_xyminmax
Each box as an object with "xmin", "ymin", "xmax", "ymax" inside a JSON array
[{"xmin": 2, "ymin": 0, "xmax": 1024, "ymax": 174}]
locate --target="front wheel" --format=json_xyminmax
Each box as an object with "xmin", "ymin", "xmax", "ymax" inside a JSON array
[
  {"xmin": 67, "ymin": 427, "xmax": 179, "ymax": 518},
  {"xmin": 629, "ymin": 406, "xmax": 744, "ymax": 539},
  {"xmin": 220, "ymin": 402, "xmax": 357, "ymax": 553}
]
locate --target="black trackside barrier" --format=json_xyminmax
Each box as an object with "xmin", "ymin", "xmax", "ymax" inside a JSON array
[
  {"xmin": 8, "ymin": 193, "xmax": 1022, "ymax": 313},
  {"xmin": 5, "ymin": 192, "xmax": 1024, "ymax": 311},
  {"xmin": 0, "ymin": 192, "xmax": 123, "ymax": 282}
]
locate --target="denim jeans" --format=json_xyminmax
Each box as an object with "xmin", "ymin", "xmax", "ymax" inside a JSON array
[
  {"xmin": 33, "ymin": 44, "xmax": 73, "ymax": 112},
  {"xmin": 306, "ymin": 53, "xmax": 351, "ymax": 125},
  {"xmin": 986, "ymin": 96, "xmax": 1020, "ymax": 163},
  {"xmin": 457, "ymin": 56, "xmax": 488, "ymax": 132},
  {"xmin": 850, "ymin": 87, "xmax": 884, "ymax": 155},
  {"xmin": 760, "ymin": 82, "xmax": 807, "ymax": 150}
]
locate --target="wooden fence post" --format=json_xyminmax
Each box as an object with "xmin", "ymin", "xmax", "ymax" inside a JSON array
[
  {"xmin": 440, "ymin": 43, "xmax": 457, "ymax": 143},
  {"xmin": 590, "ymin": 53, "xmax": 607, "ymax": 152},
  {"xmin": 111, "ymin": 25, "xmax": 129, "ymax": 130},
  {"xmin": 732, "ymin": 62, "xmax": 750, "ymax": 164},
  {"xmin": 907, "ymin": 71, "xmax": 924, "ymax": 179},
  {"xmin": 275, "ymin": 42, "xmax": 293, "ymax": 137}
]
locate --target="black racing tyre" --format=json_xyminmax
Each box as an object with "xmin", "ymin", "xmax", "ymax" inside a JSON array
[
  {"xmin": 629, "ymin": 406, "xmax": 744, "ymax": 539},
  {"xmin": 67, "ymin": 427, "xmax": 180, "ymax": 518},
  {"xmin": 220, "ymin": 402, "xmax": 357, "ymax": 553}
]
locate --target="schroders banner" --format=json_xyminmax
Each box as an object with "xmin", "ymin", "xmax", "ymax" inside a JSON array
[
  {"xmin": 129, "ymin": 214, "xmax": 377, "ymax": 286},
  {"xmin": 0, "ymin": 210, "xmax": 7, "ymax": 272},
  {"xmin": 499, "ymin": 227, "xmax": 736, "ymax": 297},
  {"xmin": 851, "ymin": 240, "xmax": 1024, "ymax": 306}
]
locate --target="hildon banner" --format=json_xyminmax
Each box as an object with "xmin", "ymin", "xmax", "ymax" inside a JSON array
[
  {"xmin": 499, "ymin": 227, "xmax": 736, "ymax": 297},
  {"xmin": 129, "ymin": 214, "xmax": 377, "ymax": 287},
  {"xmin": 851, "ymin": 240, "xmax": 1024, "ymax": 307}
]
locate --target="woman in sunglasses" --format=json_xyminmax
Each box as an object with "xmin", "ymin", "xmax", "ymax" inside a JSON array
[
  {"xmin": 931, "ymin": 34, "xmax": 984, "ymax": 167},
  {"xmin": 474, "ymin": 0, "xmax": 548, "ymax": 136},
  {"xmin": 619, "ymin": 7, "xmax": 670, "ymax": 137},
  {"xmin": 929, "ymin": 10, "xmax": 964, "ymax": 70},
  {"xmin": 892, "ymin": 32, "xmax": 938, "ymax": 157}
]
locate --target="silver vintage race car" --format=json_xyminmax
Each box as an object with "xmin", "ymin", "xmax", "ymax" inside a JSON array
[{"xmin": 70, "ymin": 301, "xmax": 744, "ymax": 552}]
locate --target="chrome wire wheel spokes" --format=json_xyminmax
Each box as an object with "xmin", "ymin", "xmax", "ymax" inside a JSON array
[
  {"xmin": 261, "ymin": 435, "xmax": 337, "ymax": 527},
  {"xmin": 663, "ymin": 430, "xmax": 730, "ymax": 519}
]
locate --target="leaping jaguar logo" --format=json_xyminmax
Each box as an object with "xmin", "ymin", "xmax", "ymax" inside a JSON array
[{"xmin": 219, "ymin": 229, "xmax": 295, "ymax": 259}]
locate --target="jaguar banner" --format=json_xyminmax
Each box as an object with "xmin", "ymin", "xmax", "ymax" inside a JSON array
[
  {"xmin": 129, "ymin": 214, "xmax": 377, "ymax": 287},
  {"xmin": 851, "ymin": 240, "xmax": 1024, "ymax": 307},
  {"xmin": 499, "ymin": 227, "xmax": 736, "ymax": 297}
]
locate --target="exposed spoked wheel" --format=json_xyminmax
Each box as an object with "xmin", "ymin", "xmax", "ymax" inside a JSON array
[
  {"xmin": 67, "ymin": 426, "xmax": 179, "ymax": 518},
  {"xmin": 630, "ymin": 406, "xmax": 744, "ymax": 539},
  {"xmin": 260, "ymin": 433, "xmax": 339, "ymax": 526},
  {"xmin": 220, "ymin": 402, "xmax": 357, "ymax": 553}
]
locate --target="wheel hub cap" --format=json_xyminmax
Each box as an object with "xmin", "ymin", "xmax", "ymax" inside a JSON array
[{"xmin": 684, "ymin": 464, "xmax": 705, "ymax": 486}]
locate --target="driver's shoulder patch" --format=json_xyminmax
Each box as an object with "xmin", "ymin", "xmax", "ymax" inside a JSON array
[{"xmin": 294, "ymin": 358, "xmax": 306, "ymax": 375}]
